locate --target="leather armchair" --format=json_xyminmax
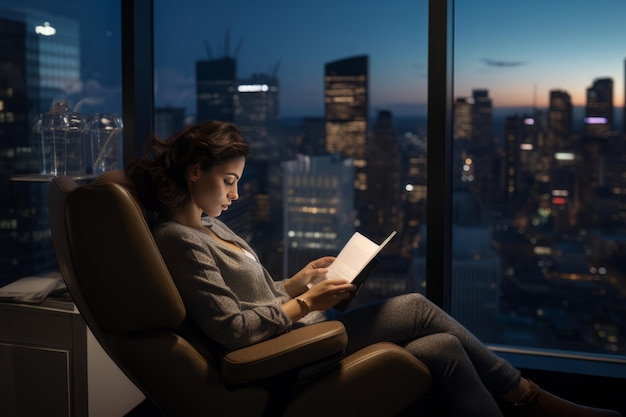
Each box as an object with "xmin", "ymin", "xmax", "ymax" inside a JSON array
[{"xmin": 48, "ymin": 175, "xmax": 432, "ymax": 417}]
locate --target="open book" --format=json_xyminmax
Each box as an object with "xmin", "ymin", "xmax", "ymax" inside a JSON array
[{"xmin": 308, "ymin": 231, "xmax": 396, "ymax": 310}]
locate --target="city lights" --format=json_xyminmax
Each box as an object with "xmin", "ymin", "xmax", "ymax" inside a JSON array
[
  {"xmin": 238, "ymin": 84, "xmax": 269, "ymax": 92},
  {"xmin": 35, "ymin": 21, "xmax": 56, "ymax": 36},
  {"xmin": 555, "ymin": 152, "xmax": 575, "ymax": 161},
  {"xmin": 584, "ymin": 116, "xmax": 608, "ymax": 124}
]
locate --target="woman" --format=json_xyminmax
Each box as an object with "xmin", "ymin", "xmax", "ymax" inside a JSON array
[{"xmin": 124, "ymin": 121, "xmax": 620, "ymax": 417}]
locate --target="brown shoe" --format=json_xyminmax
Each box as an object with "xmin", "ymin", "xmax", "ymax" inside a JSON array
[{"xmin": 509, "ymin": 380, "xmax": 621, "ymax": 417}]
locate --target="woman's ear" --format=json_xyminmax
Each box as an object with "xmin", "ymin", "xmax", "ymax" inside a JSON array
[{"xmin": 187, "ymin": 163, "xmax": 201, "ymax": 182}]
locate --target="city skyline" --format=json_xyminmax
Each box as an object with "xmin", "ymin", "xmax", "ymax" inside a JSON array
[
  {"xmin": 154, "ymin": 0, "xmax": 626, "ymax": 118},
  {"xmin": 455, "ymin": 0, "xmax": 626, "ymax": 109},
  {"xmin": 0, "ymin": 0, "xmax": 624, "ymax": 361},
  {"xmin": 2, "ymin": 1, "xmax": 625, "ymax": 120}
]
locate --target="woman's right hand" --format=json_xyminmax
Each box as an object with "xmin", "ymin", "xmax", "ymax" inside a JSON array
[
  {"xmin": 303, "ymin": 278, "xmax": 355, "ymax": 311},
  {"xmin": 284, "ymin": 256, "xmax": 335, "ymax": 297}
]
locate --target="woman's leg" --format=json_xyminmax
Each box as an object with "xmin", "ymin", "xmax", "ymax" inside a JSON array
[
  {"xmin": 331, "ymin": 293, "xmax": 622, "ymax": 417},
  {"xmin": 404, "ymin": 332, "xmax": 504, "ymax": 417},
  {"xmin": 334, "ymin": 293, "xmax": 521, "ymax": 397}
]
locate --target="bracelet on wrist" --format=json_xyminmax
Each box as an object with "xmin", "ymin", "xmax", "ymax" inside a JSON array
[{"xmin": 295, "ymin": 297, "xmax": 310, "ymax": 315}]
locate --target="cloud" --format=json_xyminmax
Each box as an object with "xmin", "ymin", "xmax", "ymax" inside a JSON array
[{"xmin": 482, "ymin": 58, "xmax": 527, "ymax": 68}]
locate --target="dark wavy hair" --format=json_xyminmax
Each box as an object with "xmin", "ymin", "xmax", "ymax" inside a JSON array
[{"xmin": 125, "ymin": 121, "xmax": 250, "ymax": 217}]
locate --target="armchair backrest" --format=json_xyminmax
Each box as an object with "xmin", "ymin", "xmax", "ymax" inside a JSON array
[
  {"xmin": 48, "ymin": 176, "xmax": 268, "ymax": 417},
  {"xmin": 51, "ymin": 177, "xmax": 184, "ymax": 332}
]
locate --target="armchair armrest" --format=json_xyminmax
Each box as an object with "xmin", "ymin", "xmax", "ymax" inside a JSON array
[{"xmin": 221, "ymin": 321, "xmax": 347, "ymax": 384}]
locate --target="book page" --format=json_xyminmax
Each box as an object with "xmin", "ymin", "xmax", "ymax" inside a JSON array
[
  {"xmin": 326, "ymin": 232, "xmax": 379, "ymax": 281},
  {"xmin": 308, "ymin": 231, "xmax": 396, "ymax": 286}
]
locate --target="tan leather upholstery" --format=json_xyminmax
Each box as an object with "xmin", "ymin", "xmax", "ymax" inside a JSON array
[{"xmin": 48, "ymin": 175, "xmax": 432, "ymax": 417}]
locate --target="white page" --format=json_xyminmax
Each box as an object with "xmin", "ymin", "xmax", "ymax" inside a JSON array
[
  {"xmin": 326, "ymin": 233, "xmax": 379, "ymax": 281},
  {"xmin": 309, "ymin": 231, "xmax": 396, "ymax": 286}
]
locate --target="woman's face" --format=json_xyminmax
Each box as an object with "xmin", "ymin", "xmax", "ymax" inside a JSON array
[{"xmin": 188, "ymin": 156, "xmax": 246, "ymax": 217}]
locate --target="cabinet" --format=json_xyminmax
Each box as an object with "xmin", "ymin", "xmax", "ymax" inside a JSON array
[{"xmin": 0, "ymin": 300, "xmax": 144, "ymax": 417}]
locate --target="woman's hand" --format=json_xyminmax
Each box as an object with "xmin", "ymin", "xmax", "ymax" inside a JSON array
[
  {"xmin": 302, "ymin": 278, "xmax": 355, "ymax": 312},
  {"xmin": 284, "ymin": 256, "xmax": 336, "ymax": 297},
  {"xmin": 282, "ymin": 278, "xmax": 355, "ymax": 321}
]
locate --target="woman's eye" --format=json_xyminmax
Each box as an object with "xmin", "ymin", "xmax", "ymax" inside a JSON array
[{"xmin": 225, "ymin": 179, "xmax": 235, "ymax": 186}]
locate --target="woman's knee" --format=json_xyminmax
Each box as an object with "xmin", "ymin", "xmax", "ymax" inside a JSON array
[
  {"xmin": 405, "ymin": 333, "xmax": 467, "ymax": 377},
  {"xmin": 400, "ymin": 292, "xmax": 436, "ymax": 317},
  {"xmin": 397, "ymin": 292, "xmax": 428, "ymax": 307},
  {"xmin": 406, "ymin": 332, "xmax": 464, "ymax": 358},
  {"xmin": 435, "ymin": 333, "xmax": 464, "ymax": 353}
]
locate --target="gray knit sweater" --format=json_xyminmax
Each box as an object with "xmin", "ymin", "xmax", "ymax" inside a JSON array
[{"xmin": 152, "ymin": 217, "xmax": 326, "ymax": 351}]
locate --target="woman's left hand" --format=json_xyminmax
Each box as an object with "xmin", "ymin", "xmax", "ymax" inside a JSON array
[{"xmin": 284, "ymin": 256, "xmax": 335, "ymax": 297}]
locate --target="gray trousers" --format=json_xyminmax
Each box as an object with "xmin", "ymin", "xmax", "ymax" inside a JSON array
[{"xmin": 329, "ymin": 293, "xmax": 521, "ymax": 417}]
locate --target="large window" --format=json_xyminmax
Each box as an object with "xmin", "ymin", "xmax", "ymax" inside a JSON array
[
  {"xmin": 452, "ymin": 0, "xmax": 626, "ymax": 365},
  {"xmin": 153, "ymin": 1, "xmax": 429, "ymax": 301},
  {"xmin": 3, "ymin": 0, "xmax": 623, "ymax": 383},
  {"xmin": 0, "ymin": 0, "xmax": 122, "ymax": 286},
  {"xmin": 152, "ymin": 0, "xmax": 626, "ymax": 374}
]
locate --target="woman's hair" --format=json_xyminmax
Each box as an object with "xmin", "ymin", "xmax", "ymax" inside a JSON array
[{"xmin": 125, "ymin": 121, "xmax": 250, "ymax": 216}]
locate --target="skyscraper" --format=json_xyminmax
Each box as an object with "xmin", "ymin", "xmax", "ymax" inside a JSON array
[
  {"xmin": 235, "ymin": 72, "xmax": 280, "ymax": 161},
  {"xmin": 324, "ymin": 55, "xmax": 368, "ymax": 223},
  {"xmin": 453, "ymin": 97, "xmax": 473, "ymax": 141},
  {"xmin": 453, "ymin": 97, "xmax": 475, "ymax": 191},
  {"xmin": 364, "ymin": 110, "xmax": 403, "ymax": 244},
  {"xmin": 235, "ymin": 73, "xmax": 279, "ymax": 126},
  {"xmin": 0, "ymin": 8, "xmax": 80, "ymax": 284},
  {"xmin": 196, "ymin": 56, "xmax": 236, "ymax": 122},
  {"xmin": 324, "ymin": 55, "xmax": 368, "ymax": 158},
  {"xmin": 547, "ymin": 90, "xmax": 573, "ymax": 152},
  {"xmin": 0, "ymin": 14, "xmax": 29, "ymax": 173},
  {"xmin": 544, "ymin": 90, "xmax": 576, "ymax": 232},
  {"xmin": 282, "ymin": 155, "xmax": 354, "ymax": 277},
  {"xmin": 585, "ymin": 77, "xmax": 614, "ymax": 138},
  {"xmin": 462, "ymin": 89, "xmax": 498, "ymax": 207},
  {"xmin": 471, "ymin": 89, "xmax": 493, "ymax": 148},
  {"xmin": 0, "ymin": 8, "xmax": 81, "ymax": 173},
  {"xmin": 504, "ymin": 114, "xmax": 542, "ymax": 208}
]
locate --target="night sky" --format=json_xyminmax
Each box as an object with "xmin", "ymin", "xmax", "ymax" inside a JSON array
[
  {"xmin": 154, "ymin": 0, "xmax": 428, "ymax": 117},
  {"xmin": 4, "ymin": 0, "xmax": 626, "ymax": 119},
  {"xmin": 154, "ymin": 0, "xmax": 626, "ymax": 118}
]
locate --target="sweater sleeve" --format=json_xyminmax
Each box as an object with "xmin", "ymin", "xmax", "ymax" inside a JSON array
[{"xmin": 153, "ymin": 221, "xmax": 293, "ymax": 351}]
